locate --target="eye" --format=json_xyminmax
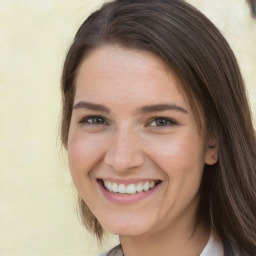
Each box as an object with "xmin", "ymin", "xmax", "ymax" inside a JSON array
[
  {"xmin": 79, "ymin": 115, "xmax": 109, "ymax": 126},
  {"xmin": 147, "ymin": 117, "xmax": 177, "ymax": 127}
]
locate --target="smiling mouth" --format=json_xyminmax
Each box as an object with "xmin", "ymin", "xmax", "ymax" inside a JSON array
[{"xmin": 98, "ymin": 179, "xmax": 162, "ymax": 195}]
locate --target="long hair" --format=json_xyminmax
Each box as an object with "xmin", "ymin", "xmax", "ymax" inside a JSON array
[{"xmin": 61, "ymin": 0, "xmax": 256, "ymax": 252}]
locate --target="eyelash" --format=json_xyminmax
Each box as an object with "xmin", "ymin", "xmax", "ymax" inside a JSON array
[
  {"xmin": 146, "ymin": 117, "xmax": 178, "ymax": 127},
  {"xmin": 79, "ymin": 115, "xmax": 109, "ymax": 126},
  {"xmin": 79, "ymin": 116, "xmax": 178, "ymax": 127}
]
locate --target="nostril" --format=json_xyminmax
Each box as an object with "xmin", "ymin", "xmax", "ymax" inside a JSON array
[{"xmin": 104, "ymin": 150, "xmax": 144, "ymax": 171}]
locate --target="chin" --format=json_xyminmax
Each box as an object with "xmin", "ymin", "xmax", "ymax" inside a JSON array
[
  {"xmin": 99, "ymin": 214, "xmax": 153, "ymax": 237},
  {"xmin": 106, "ymin": 225, "xmax": 149, "ymax": 237}
]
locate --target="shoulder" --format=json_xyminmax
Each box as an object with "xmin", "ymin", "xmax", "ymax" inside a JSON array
[
  {"xmin": 224, "ymin": 239, "xmax": 256, "ymax": 256},
  {"xmin": 97, "ymin": 245, "xmax": 123, "ymax": 256},
  {"xmin": 97, "ymin": 253, "xmax": 107, "ymax": 256}
]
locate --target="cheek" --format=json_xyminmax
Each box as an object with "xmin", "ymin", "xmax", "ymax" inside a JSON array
[
  {"xmin": 67, "ymin": 131, "xmax": 106, "ymax": 176},
  {"xmin": 147, "ymin": 132, "xmax": 206, "ymax": 212},
  {"xmin": 145, "ymin": 132, "xmax": 206, "ymax": 178}
]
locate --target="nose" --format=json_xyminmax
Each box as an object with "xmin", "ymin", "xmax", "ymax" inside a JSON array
[{"xmin": 104, "ymin": 126, "xmax": 144, "ymax": 172}]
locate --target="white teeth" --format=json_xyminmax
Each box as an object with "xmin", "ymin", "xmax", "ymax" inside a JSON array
[
  {"xmin": 112, "ymin": 183, "xmax": 119, "ymax": 193},
  {"xmin": 143, "ymin": 182, "xmax": 150, "ymax": 191},
  {"xmin": 103, "ymin": 180, "xmax": 158, "ymax": 194},
  {"xmin": 118, "ymin": 184, "xmax": 126, "ymax": 194},
  {"xmin": 126, "ymin": 184, "xmax": 136, "ymax": 194},
  {"xmin": 136, "ymin": 183, "xmax": 143, "ymax": 193},
  {"xmin": 106, "ymin": 181, "xmax": 112, "ymax": 192},
  {"xmin": 150, "ymin": 181, "xmax": 155, "ymax": 189}
]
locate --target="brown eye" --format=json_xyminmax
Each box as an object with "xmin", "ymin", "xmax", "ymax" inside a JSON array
[
  {"xmin": 79, "ymin": 116, "xmax": 109, "ymax": 125},
  {"xmin": 149, "ymin": 118, "xmax": 177, "ymax": 127}
]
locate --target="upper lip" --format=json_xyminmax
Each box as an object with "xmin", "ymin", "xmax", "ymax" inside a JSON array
[{"xmin": 97, "ymin": 178, "xmax": 162, "ymax": 185}]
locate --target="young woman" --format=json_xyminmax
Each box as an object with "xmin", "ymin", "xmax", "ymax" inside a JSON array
[{"xmin": 60, "ymin": 0, "xmax": 256, "ymax": 255}]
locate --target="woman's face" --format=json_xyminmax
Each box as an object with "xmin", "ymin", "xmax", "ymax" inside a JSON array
[{"xmin": 68, "ymin": 46, "xmax": 218, "ymax": 236}]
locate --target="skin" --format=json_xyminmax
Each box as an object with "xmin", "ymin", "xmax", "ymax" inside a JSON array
[{"xmin": 68, "ymin": 45, "xmax": 219, "ymax": 256}]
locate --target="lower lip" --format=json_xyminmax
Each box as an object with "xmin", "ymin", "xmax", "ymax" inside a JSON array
[{"xmin": 97, "ymin": 180, "xmax": 162, "ymax": 204}]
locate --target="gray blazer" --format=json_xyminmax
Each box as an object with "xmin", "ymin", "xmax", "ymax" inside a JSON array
[{"xmin": 99, "ymin": 241, "xmax": 256, "ymax": 256}]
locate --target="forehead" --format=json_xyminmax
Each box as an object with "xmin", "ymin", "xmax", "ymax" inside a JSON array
[{"xmin": 74, "ymin": 45, "xmax": 190, "ymax": 109}]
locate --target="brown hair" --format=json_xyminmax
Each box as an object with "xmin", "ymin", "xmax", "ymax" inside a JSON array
[{"xmin": 61, "ymin": 0, "xmax": 256, "ymax": 253}]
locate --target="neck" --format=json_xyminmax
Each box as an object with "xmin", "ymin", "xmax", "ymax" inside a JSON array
[{"xmin": 120, "ymin": 217, "xmax": 210, "ymax": 256}]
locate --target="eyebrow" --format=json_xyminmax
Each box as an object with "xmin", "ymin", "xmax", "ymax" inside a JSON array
[
  {"xmin": 73, "ymin": 101, "xmax": 110, "ymax": 113},
  {"xmin": 136, "ymin": 103, "xmax": 188, "ymax": 114},
  {"xmin": 73, "ymin": 101, "xmax": 188, "ymax": 114}
]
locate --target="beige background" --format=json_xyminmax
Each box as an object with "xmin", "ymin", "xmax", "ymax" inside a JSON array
[{"xmin": 0, "ymin": 0, "xmax": 255, "ymax": 255}]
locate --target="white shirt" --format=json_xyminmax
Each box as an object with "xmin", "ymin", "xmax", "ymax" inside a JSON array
[
  {"xmin": 200, "ymin": 231, "xmax": 224, "ymax": 256},
  {"xmin": 98, "ymin": 232, "xmax": 224, "ymax": 256}
]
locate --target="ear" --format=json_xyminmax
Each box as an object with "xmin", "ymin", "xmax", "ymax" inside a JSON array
[{"xmin": 205, "ymin": 136, "xmax": 219, "ymax": 165}]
